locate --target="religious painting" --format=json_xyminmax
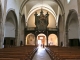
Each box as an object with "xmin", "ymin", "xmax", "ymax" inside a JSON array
[{"xmin": 27, "ymin": 34, "xmax": 35, "ymax": 45}]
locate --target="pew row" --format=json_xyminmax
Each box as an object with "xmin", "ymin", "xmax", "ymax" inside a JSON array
[
  {"xmin": 45, "ymin": 46, "xmax": 80, "ymax": 60},
  {"xmin": 0, "ymin": 45, "xmax": 38, "ymax": 60}
]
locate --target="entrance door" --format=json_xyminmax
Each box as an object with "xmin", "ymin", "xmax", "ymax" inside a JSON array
[
  {"xmin": 4, "ymin": 38, "xmax": 15, "ymax": 48},
  {"xmin": 69, "ymin": 39, "xmax": 80, "ymax": 46},
  {"xmin": 38, "ymin": 40, "xmax": 42, "ymax": 47}
]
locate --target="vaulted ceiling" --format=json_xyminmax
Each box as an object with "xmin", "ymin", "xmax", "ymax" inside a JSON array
[{"xmin": 20, "ymin": 0, "xmax": 62, "ymax": 27}]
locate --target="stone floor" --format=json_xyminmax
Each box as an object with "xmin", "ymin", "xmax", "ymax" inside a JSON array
[{"xmin": 32, "ymin": 47, "xmax": 51, "ymax": 60}]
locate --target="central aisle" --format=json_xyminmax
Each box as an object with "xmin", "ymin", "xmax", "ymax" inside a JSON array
[{"xmin": 32, "ymin": 47, "xmax": 51, "ymax": 60}]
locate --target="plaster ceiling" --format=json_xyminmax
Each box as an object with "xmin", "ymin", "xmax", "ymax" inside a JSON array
[
  {"xmin": 21, "ymin": 0, "xmax": 61, "ymax": 27},
  {"xmin": 25, "ymin": 0, "xmax": 59, "ymax": 15}
]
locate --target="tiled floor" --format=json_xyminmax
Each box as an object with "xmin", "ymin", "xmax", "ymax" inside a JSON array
[{"xmin": 32, "ymin": 47, "xmax": 51, "ymax": 60}]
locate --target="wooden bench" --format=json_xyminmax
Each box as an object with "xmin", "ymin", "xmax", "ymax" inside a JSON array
[
  {"xmin": 0, "ymin": 58, "xmax": 20, "ymax": 60},
  {"xmin": 0, "ymin": 45, "xmax": 38, "ymax": 60},
  {"xmin": 46, "ymin": 46, "xmax": 80, "ymax": 60}
]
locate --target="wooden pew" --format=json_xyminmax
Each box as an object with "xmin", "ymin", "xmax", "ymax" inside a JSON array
[
  {"xmin": 0, "ymin": 58, "xmax": 20, "ymax": 60},
  {"xmin": 46, "ymin": 46, "xmax": 80, "ymax": 60},
  {"xmin": 0, "ymin": 45, "xmax": 38, "ymax": 60}
]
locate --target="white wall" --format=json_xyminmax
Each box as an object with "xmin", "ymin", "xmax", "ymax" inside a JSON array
[
  {"xmin": 64, "ymin": 0, "xmax": 78, "ymax": 23},
  {"xmin": 68, "ymin": 20, "xmax": 79, "ymax": 39},
  {"xmin": 4, "ymin": 21, "xmax": 15, "ymax": 37}
]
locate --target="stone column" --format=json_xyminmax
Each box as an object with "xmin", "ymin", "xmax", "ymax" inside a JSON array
[
  {"xmin": 0, "ymin": 0, "xmax": 7, "ymax": 48},
  {"xmin": 16, "ymin": 13, "xmax": 22, "ymax": 46},
  {"xmin": 78, "ymin": 14, "xmax": 80, "ymax": 42},
  {"xmin": 62, "ymin": 13, "xmax": 66, "ymax": 47},
  {"xmin": 46, "ymin": 31, "xmax": 48, "ymax": 46},
  {"xmin": 0, "ymin": 20, "xmax": 2, "ymax": 48},
  {"xmin": 35, "ymin": 31, "xmax": 37, "ymax": 46}
]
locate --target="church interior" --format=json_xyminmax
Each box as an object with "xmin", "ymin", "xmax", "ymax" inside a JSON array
[{"xmin": 0, "ymin": 0, "xmax": 80, "ymax": 60}]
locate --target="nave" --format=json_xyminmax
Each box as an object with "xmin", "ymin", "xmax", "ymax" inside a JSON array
[
  {"xmin": 0, "ymin": 45, "xmax": 38, "ymax": 60},
  {"xmin": 32, "ymin": 47, "xmax": 51, "ymax": 60},
  {"xmin": 0, "ymin": 45, "xmax": 80, "ymax": 60}
]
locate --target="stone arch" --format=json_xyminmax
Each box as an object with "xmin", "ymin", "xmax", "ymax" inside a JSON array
[
  {"xmin": 21, "ymin": 15, "xmax": 26, "ymax": 45},
  {"xmin": 66, "ymin": 9, "xmax": 79, "ymax": 46},
  {"xmin": 19, "ymin": 0, "xmax": 65, "ymax": 46},
  {"xmin": 37, "ymin": 33, "xmax": 47, "ymax": 46},
  {"xmin": 26, "ymin": 33, "xmax": 35, "ymax": 45},
  {"xmin": 48, "ymin": 34, "xmax": 58, "ymax": 46},
  {"xmin": 27, "ymin": 9, "xmax": 56, "ymax": 28},
  {"xmin": 20, "ymin": 0, "xmax": 65, "ymax": 16},
  {"xmin": 54, "ymin": 0, "xmax": 65, "ymax": 15},
  {"xmin": 4, "ymin": 10, "xmax": 18, "ymax": 47}
]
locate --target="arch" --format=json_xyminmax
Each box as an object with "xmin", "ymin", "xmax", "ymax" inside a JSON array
[
  {"xmin": 66, "ymin": 9, "xmax": 79, "ymax": 46},
  {"xmin": 19, "ymin": 0, "xmax": 65, "ymax": 27},
  {"xmin": 27, "ymin": 9, "xmax": 56, "ymax": 28},
  {"xmin": 4, "ymin": 10, "xmax": 18, "ymax": 47},
  {"xmin": 54, "ymin": 0, "xmax": 65, "ymax": 15},
  {"xmin": 20, "ymin": 0, "xmax": 65, "ymax": 16},
  {"xmin": 26, "ymin": 33, "xmax": 35, "ymax": 45},
  {"xmin": 19, "ymin": 0, "xmax": 65, "ymax": 46},
  {"xmin": 48, "ymin": 34, "xmax": 58, "ymax": 46},
  {"xmin": 37, "ymin": 33, "xmax": 47, "ymax": 46},
  {"xmin": 5, "ymin": 9, "xmax": 18, "ymax": 30},
  {"xmin": 27, "ymin": 4, "xmax": 57, "ymax": 22}
]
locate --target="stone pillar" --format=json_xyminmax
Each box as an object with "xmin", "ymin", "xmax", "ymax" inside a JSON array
[
  {"xmin": 0, "ymin": 22, "xmax": 3, "ymax": 48},
  {"xmin": 66, "ymin": 30, "xmax": 69, "ymax": 47},
  {"xmin": 16, "ymin": 13, "xmax": 22, "ymax": 46},
  {"xmin": 35, "ymin": 31, "xmax": 37, "ymax": 46},
  {"xmin": 0, "ymin": 6, "xmax": 2, "ymax": 48},
  {"xmin": 0, "ymin": 0, "xmax": 7, "ymax": 48},
  {"xmin": 47, "ymin": 31, "xmax": 48, "ymax": 46},
  {"xmin": 62, "ymin": 13, "xmax": 66, "ymax": 47},
  {"xmin": 78, "ymin": 14, "xmax": 80, "ymax": 42}
]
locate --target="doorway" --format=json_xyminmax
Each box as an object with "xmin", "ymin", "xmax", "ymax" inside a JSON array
[
  {"xmin": 37, "ymin": 33, "xmax": 47, "ymax": 48},
  {"xmin": 48, "ymin": 34, "xmax": 58, "ymax": 46},
  {"xmin": 69, "ymin": 39, "xmax": 80, "ymax": 47},
  {"xmin": 26, "ymin": 33, "xmax": 35, "ymax": 45},
  {"xmin": 4, "ymin": 37, "xmax": 15, "ymax": 48},
  {"xmin": 38, "ymin": 40, "xmax": 42, "ymax": 47}
]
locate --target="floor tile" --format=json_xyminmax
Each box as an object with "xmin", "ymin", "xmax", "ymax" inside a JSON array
[{"xmin": 32, "ymin": 47, "xmax": 51, "ymax": 60}]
